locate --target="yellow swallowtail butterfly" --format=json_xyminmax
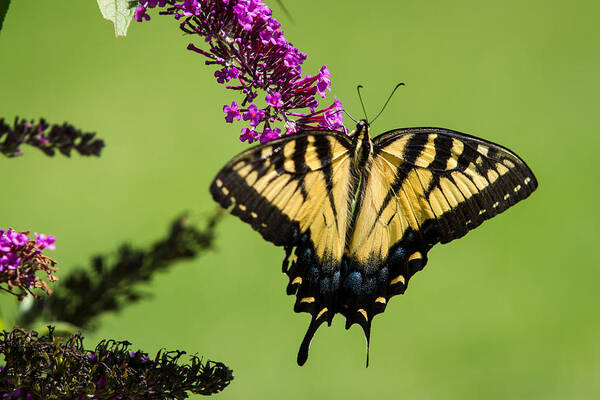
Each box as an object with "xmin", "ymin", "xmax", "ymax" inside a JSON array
[{"xmin": 210, "ymin": 120, "xmax": 537, "ymax": 365}]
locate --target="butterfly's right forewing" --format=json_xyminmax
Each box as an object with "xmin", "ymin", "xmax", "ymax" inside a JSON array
[{"xmin": 344, "ymin": 127, "xmax": 537, "ymax": 330}]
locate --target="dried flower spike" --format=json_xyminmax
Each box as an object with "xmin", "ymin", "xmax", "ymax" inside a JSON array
[
  {"xmin": 17, "ymin": 212, "xmax": 223, "ymax": 329},
  {"xmin": 0, "ymin": 117, "xmax": 104, "ymax": 158},
  {"xmin": 0, "ymin": 229, "xmax": 57, "ymax": 300},
  {"xmin": 0, "ymin": 327, "xmax": 233, "ymax": 398},
  {"xmin": 135, "ymin": 0, "xmax": 345, "ymax": 143}
]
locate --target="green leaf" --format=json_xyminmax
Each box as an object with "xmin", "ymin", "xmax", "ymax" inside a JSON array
[
  {"xmin": 0, "ymin": 0, "xmax": 11, "ymax": 34},
  {"xmin": 97, "ymin": 0, "xmax": 137, "ymax": 38}
]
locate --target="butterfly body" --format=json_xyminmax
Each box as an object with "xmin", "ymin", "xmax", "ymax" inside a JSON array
[
  {"xmin": 211, "ymin": 121, "xmax": 537, "ymax": 365},
  {"xmin": 350, "ymin": 120, "xmax": 374, "ymax": 172}
]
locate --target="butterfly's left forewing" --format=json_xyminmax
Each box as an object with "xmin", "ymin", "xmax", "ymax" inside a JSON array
[{"xmin": 211, "ymin": 132, "xmax": 353, "ymax": 249}]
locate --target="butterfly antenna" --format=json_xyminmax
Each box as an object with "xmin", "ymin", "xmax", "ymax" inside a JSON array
[
  {"xmin": 371, "ymin": 82, "xmax": 405, "ymax": 124},
  {"xmin": 357, "ymin": 85, "xmax": 369, "ymax": 122},
  {"xmin": 344, "ymin": 109, "xmax": 358, "ymax": 123}
]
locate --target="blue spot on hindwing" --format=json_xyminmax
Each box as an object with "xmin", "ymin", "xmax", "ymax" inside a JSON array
[
  {"xmin": 389, "ymin": 247, "xmax": 407, "ymax": 265},
  {"xmin": 378, "ymin": 267, "xmax": 389, "ymax": 283},
  {"xmin": 364, "ymin": 277, "xmax": 376, "ymax": 294},
  {"xmin": 343, "ymin": 272, "xmax": 363, "ymax": 294},
  {"xmin": 332, "ymin": 271, "xmax": 340, "ymax": 289},
  {"xmin": 300, "ymin": 247, "xmax": 312, "ymax": 262},
  {"xmin": 320, "ymin": 276, "xmax": 332, "ymax": 293},
  {"xmin": 307, "ymin": 267, "xmax": 319, "ymax": 283}
]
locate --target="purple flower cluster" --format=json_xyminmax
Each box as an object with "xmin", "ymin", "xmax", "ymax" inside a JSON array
[
  {"xmin": 135, "ymin": 0, "xmax": 345, "ymax": 144},
  {"xmin": 0, "ymin": 229, "xmax": 57, "ymax": 300}
]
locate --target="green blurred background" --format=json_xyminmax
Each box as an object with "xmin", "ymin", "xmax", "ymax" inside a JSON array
[{"xmin": 1, "ymin": 0, "xmax": 599, "ymax": 398}]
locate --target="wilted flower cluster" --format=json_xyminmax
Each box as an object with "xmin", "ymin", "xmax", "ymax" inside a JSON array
[
  {"xmin": 135, "ymin": 0, "xmax": 345, "ymax": 143},
  {"xmin": 0, "ymin": 117, "xmax": 105, "ymax": 158},
  {"xmin": 0, "ymin": 229, "xmax": 57, "ymax": 300},
  {"xmin": 0, "ymin": 327, "xmax": 233, "ymax": 399},
  {"xmin": 17, "ymin": 213, "xmax": 223, "ymax": 329}
]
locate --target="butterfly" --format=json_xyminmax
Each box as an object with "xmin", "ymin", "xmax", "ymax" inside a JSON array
[{"xmin": 210, "ymin": 120, "xmax": 537, "ymax": 365}]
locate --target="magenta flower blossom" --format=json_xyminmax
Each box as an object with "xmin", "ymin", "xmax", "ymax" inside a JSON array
[
  {"xmin": 242, "ymin": 104, "xmax": 266, "ymax": 127},
  {"xmin": 35, "ymin": 233, "xmax": 57, "ymax": 251},
  {"xmin": 214, "ymin": 67, "xmax": 240, "ymax": 84},
  {"xmin": 135, "ymin": 7, "xmax": 151, "ymax": 21},
  {"xmin": 0, "ymin": 230, "xmax": 29, "ymax": 251},
  {"xmin": 0, "ymin": 229, "xmax": 58, "ymax": 300},
  {"xmin": 293, "ymin": 94, "xmax": 344, "ymax": 131},
  {"xmin": 227, "ymin": 67, "xmax": 240, "ymax": 80},
  {"xmin": 239, "ymin": 127, "xmax": 256, "ymax": 143},
  {"xmin": 134, "ymin": 0, "xmax": 168, "ymax": 21},
  {"xmin": 135, "ymin": 0, "xmax": 345, "ymax": 143},
  {"xmin": 214, "ymin": 68, "xmax": 229, "ymax": 84},
  {"xmin": 180, "ymin": 0, "xmax": 201, "ymax": 16},
  {"xmin": 260, "ymin": 127, "xmax": 281, "ymax": 143},
  {"xmin": 265, "ymin": 92, "xmax": 283, "ymax": 108},
  {"xmin": 223, "ymin": 101, "xmax": 241, "ymax": 123},
  {"xmin": 316, "ymin": 65, "xmax": 332, "ymax": 98}
]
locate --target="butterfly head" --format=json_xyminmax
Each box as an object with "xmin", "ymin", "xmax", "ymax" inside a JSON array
[{"xmin": 351, "ymin": 120, "xmax": 370, "ymax": 138}]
